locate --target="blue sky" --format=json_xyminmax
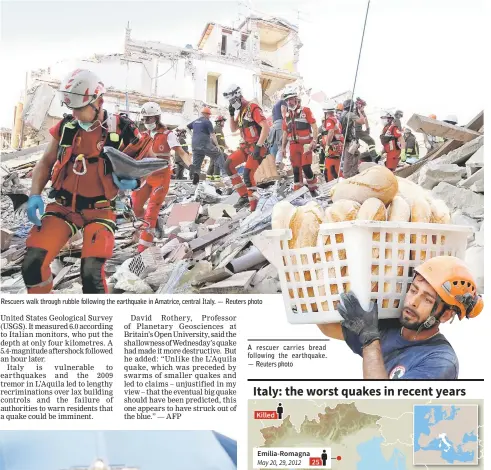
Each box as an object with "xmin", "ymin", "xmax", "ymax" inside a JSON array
[{"xmin": 0, "ymin": 0, "xmax": 485, "ymax": 127}]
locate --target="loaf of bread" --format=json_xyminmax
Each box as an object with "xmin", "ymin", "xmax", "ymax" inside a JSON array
[
  {"xmin": 388, "ymin": 195, "xmax": 411, "ymax": 222},
  {"xmin": 288, "ymin": 203, "xmax": 327, "ymax": 312},
  {"xmin": 331, "ymin": 165, "xmax": 398, "ymax": 206}
]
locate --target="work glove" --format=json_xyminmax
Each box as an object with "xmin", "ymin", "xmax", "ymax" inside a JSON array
[
  {"xmin": 229, "ymin": 104, "xmax": 236, "ymax": 117},
  {"xmin": 400, "ymin": 149, "xmax": 406, "ymax": 162},
  {"xmin": 253, "ymin": 144, "xmax": 264, "ymax": 162},
  {"xmin": 112, "ymin": 173, "xmax": 138, "ymax": 190},
  {"xmin": 338, "ymin": 291, "xmax": 380, "ymax": 348},
  {"xmin": 27, "ymin": 195, "xmax": 44, "ymax": 227}
]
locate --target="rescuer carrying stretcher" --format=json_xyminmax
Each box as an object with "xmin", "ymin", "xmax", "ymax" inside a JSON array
[
  {"xmin": 317, "ymin": 256, "xmax": 483, "ymax": 380},
  {"xmin": 22, "ymin": 69, "xmax": 152, "ymax": 294}
]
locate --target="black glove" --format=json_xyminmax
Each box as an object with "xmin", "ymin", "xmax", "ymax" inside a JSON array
[
  {"xmin": 338, "ymin": 292, "xmax": 380, "ymax": 348},
  {"xmin": 253, "ymin": 144, "xmax": 263, "ymax": 161},
  {"xmin": 229, "ymin": 104, "xmax": 236, "ymax": 117}
]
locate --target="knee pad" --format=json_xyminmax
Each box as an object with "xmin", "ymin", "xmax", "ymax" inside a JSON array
[
  {"xmin": 302, "ymin": 164, "xmax": 314, "ymax": 180},
  {"xmin": 81, "ymin": 257, "xmax": 107, "ymax": 294},
  {"xmin": 243, "ymin": 168, "xmax": 252, "ymax": 186},
  {"xmin": 293, "ymin": 166, "xmax": 301, "ymax": 183},
  {"xmin": 225, "ymin": 158, "xmax": 234, "ymax": 176},
  {"xmin": 21, "ymin": 247, "xmax": 48, "ymax": 287}
]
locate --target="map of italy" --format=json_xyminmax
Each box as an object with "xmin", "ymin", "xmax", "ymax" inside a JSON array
[
  {"xmin": 248, "ymin": 399, "xmax": 483, "ymax": 469},
  {"xmin": 414, "ymin": 405, "xmax": 479, "ymax": 465}
]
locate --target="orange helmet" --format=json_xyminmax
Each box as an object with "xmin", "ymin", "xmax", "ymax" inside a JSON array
[
  {"xmin": 414, "ymin": 256, "xmax": 483, "ymax": 320},
  {"xmin": 428, "ymin": 114, "xmax": 437, "ymax": 120},
  {"xmin": 336, "ymin": 103, "xmax": 344, "ymax": 111},
  {"xmin": 201, "ymin": 106, "xmax": 212, "ymax": 115}
]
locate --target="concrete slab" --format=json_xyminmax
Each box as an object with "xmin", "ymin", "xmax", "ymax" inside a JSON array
[
  {"xmin": 166, "ymin": 202, "xmax": 200, "ymax": 227},
  {"xmin": 199, "ymin": 270, "xmax": 256, "ymax": 293},
  {"xmin": 457, "ymin": 167, "xmax": 484, "ymax": 189},
  {"xmin": 407, "ymin": 114, "xmax": 482, "ymax": 142}
]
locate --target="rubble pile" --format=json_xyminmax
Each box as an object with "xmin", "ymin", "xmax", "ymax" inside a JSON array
[
  {"xmin": 0, "ymin": 149, "xmax": 327, "ymax": 293},
  {"xmin": 1, "ymin": 111, "xmax": 484, "ymax": 295}
]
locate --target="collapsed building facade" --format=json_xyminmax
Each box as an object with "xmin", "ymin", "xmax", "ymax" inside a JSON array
[{"xmin": 13, "ymin": 16, "xmax": 302, "ymax": 148}]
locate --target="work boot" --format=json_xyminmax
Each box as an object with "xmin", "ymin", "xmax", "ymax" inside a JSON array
[
  {"xmin": 233, "ymin": 195, "xmax": 249, "ymax": 209},
  {"xmin": 192, "ymin": 172, "xmax": 200, "ymax": 185}
]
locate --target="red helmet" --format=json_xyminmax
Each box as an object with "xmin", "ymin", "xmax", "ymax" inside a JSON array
[{"xmin": 215, "ymin": 115, "xmax": 227, "ymax": 122}]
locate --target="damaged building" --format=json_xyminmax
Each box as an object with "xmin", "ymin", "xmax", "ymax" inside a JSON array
[{"xmin": 13, "ymin": 16, "xmax": 302, "ymax": 148}]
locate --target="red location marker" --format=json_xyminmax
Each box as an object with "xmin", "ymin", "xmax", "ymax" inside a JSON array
[{"xmin": 336, "ymin": 456, "xmax": 342, "ymax": 461}]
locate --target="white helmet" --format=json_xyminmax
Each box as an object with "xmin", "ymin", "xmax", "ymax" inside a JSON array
[
  {"xmin": 141, "ymin": 101, "xmax": 162, "ymax": 117},
  {"xmin": 223, "ymin": 84, "xmax": 242, "ymax": 101},
  {"xmin": 443, "ymin": 114, "xmax": 458, "ymax": 125},
  {"xmin": 380, "ymin": 110, "xmax": 394, "ymax": 120},
  {"xmin": 282, "ymin": 87, "xmax": 298, "ymax": 101},
  {"xmin": 322, "ymin": 100, "xmax": 336, "ymax": 113},
  {"xmin": 59, "ymin": 69, "xmax": 106, "ymax": 109}
]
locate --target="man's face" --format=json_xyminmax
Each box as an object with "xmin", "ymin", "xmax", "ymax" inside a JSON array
[
  {"xmin": 401, "ymin": 275, "xmax": 440, "ymax": 330},
  {"xmin": 142, "ymin": 116, "xmax": 158, "ymax": 125},
  {"xmin": 286, "ymin": 97, "xmax": 298, "ymax": 109}
]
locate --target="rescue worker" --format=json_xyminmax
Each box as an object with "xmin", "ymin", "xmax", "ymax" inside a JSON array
[
  {"xmin": 268, "ymin": 95, "xmax": 287, "ymax": 166},
  {"xmin": 380, "ymin": 111, "xmax": 405, "ymax": 171},
  {"xmin": 319, "ymin": 102, "xmax": 344, "ymax": 182},
  {"xmin": 207, "ymin": 115, "xmax": 229, "ymax": 182},
  {"xmin": 340, "ymin": 99, "xmax": 365, "ymax": 178},
  {"xmin": 174, "ymin": 127, "xmax": 190, "ymax": 180},
  {"xmin": 318, "ymin": 256, "xmax": 483, "ymax": 379},
  {"xmin": 22, "ymin": 69, "xmax": 151, "ymax": 294},
  {"xmin": 132, "ymin": 102, "xmax": 190, "ymax": 253},
  {"xmin": 222, "ymin": 84, "xmax": 270, "ymax": 211},
  {"xmin": 402, "ymin": 127, "xmax": 419, "ymax": 162},
  {"xmin": 187, "ymin": 107, "xmax": 225, "ymax": 185},
  {"xmin": 394, "ymin": 109, "xmax": 404, "ymax": 130},
  {"xmin": 424, "ymin": 114, "xmax": 444, "ymax": 152},
  {"xmin": 355, "ymin": 97, "xmax": 378, "ymax": 162},
  {"xmin": 280, "ymin": 89, "xmax": 318, "ymax": 192},
  {"xmin": 335, "ymin": 103, "xmax": 344, "ymax": 120}
]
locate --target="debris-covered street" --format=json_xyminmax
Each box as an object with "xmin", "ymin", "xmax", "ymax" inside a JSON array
[{"xmin": 1, "ymin": 110, "xmax": 483, "ymax": 294}]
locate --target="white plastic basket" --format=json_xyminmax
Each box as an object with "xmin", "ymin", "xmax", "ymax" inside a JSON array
[{"xmin": 265, "ymin": 221, "xmax": 472, "ymax": 324}]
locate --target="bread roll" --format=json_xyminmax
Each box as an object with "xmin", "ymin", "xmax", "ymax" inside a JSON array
[
  {"xmin": 357, "ymin": 198, "xmax": 387, "ymax": 222},
  {"xmin": 289, "ymin": 204, "xmax": 327, "ymax": 312},
  {"xmin": 331, "ymin": 165, "xmax": 398, "ymax": 206},
  {"xmin": 388, "ymin": 196, "xmax": 411, "ymax": 222},
  {"xmin": 272, "ymin": 200, "xmax": 297, "ymax": 230},
  {"xmin": 326, "ymin": 199, "xmax": 361, "ymax": 222}
]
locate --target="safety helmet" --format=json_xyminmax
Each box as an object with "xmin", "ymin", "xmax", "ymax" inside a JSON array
[
  {"xmin": 215, "ymin": 115, "xmax": 227, "ymax": 122},
  {"xmin": 141, "ymin": 101, "xmax": 162, "ymax": 117},
  {"xmin": 282, "ymin": 87, "xmax": 298, "ymax": 101},
  {"xmin": 201, "ymin": 106, "xmax": 212, "ymax": 115},
  {"xmin": 343, "ymin": 99, "xmax": 354, "ymax": 111},
  {"xmin": 414, "ymin": 256, "xmax": 483, "ymax": 320},
  {"xmin": 356, "ymin": 97, "xmax": 367, "ymax": 107},
  {"xmin": 322, "ymin": 100, "xmax": 336, "ymax": 113},
  {"xmin": 223, "ymin": 84, "xmax": 242, "ymax": 101},
  {"xmin": 59, "ymin": 69, "xmax": 106, "ymax": 109},
  {"xmin": 443, "ymin": 114, "xmax": 458, "ymax": 125},
  {"xmin": 403, "ymin": 127, "xmax": 411, "ymax": 134},
  {"xmin": 395, "ymin": 109, "xmax": 403, "ymax": 119},
  {"xmin": 428, "ymin": 114, "xmax": 437, "ymax": 120},
  {"xmin": 380, "ymin": 110, "xmax": 394, "ymax": 120}
]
